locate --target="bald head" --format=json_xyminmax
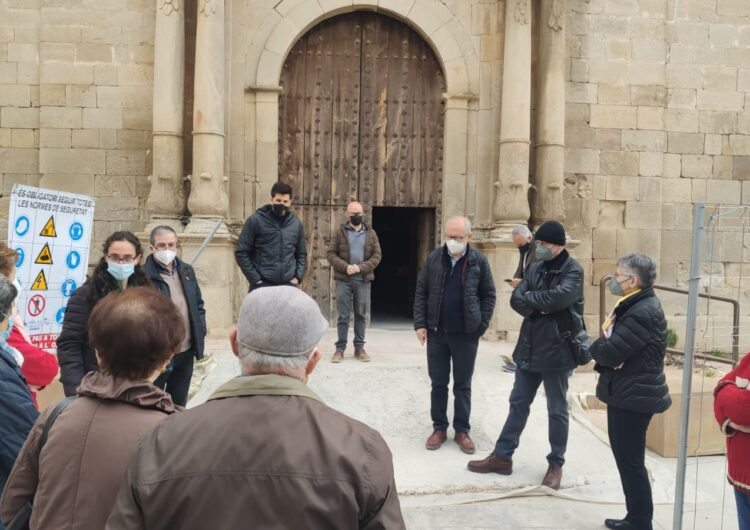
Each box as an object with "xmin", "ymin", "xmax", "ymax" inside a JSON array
[
  {"xmin": 346, "ymin": 201, "xmax": 363, "ymax": 215},
  {"xmin": 445, "ymin": 216, "xmax": 472, "ymax": 238}
]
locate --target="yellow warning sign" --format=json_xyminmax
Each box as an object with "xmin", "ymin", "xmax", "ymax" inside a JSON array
[
  {"xmin": 40, "ymin": 216, "xmax": 57, "ymax": 237},
  {"xmin": 34, "ymin": 243, "xmax": 53, "ymax": 265},
  {"xmin": 31, "ymin": 270, "xmax": 48, "ymax": 291}
]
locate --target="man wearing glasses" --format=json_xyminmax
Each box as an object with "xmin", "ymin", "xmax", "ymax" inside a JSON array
[
  {"xmin": 414, "ymin": 216, "xmax": 496, "ymax": 455},
  {"xmin": 143, "ymin": 226, "xmax": 207, "ymax": 406}
]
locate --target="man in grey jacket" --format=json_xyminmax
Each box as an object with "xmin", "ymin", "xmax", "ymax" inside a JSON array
[{"xmin": 235, "ymin": 181, "xmax": 307, "ymax": 290}]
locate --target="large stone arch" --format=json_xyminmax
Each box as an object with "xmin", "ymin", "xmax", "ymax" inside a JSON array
[
  {"xmin": 243, "ymin": 0, "xmax": 480, "ymax": 224},
  {"xmin": 250, "ymin": 0, "xmax": 478, "ymax": 95}
]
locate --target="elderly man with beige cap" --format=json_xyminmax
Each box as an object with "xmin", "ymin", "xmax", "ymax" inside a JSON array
[{"xmin": 107, "ymin": 286, "xmax": 405, "ymax": 530}]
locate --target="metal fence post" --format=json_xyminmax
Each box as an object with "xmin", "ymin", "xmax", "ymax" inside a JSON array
[{"xmin": 673, "ymin": 203, "xmax": 705, "ymax": 530}]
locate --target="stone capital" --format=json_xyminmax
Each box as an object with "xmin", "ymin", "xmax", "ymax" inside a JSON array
[
  {"xmin": 548, "ymin": 0, "xmax": 564, "ymax": 32},
  {"xmin": 159, "ymin": 0, "xmax": 180, "ymax": 16},
  {"xmin": 514, "ymin": 0, "xmax": 530, "ymax": 24}
]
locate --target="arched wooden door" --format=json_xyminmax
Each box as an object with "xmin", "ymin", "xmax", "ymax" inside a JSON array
[{"xmin": 279, "ymin": 11, "xmax": 445, "ymax": 319}]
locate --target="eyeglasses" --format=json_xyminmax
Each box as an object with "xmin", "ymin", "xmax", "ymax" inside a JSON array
[
  {"xmin": 153, "ymin": 242, "xmax": 178, "ymax": 250},
  {"xmin": 107, "ymin": 254, "xmax": 138, "ymax": 264}
]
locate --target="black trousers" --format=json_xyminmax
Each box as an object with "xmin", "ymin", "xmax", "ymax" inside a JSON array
[
  {"xmin": 493, "ymin": 367, "xmax": 571, "ymax": 467},
  {"xmin": 154, "ymin": 348, "xmax": 194, "ymax": 407},
  {"xmin": 607, "ymin": 405, "xmax": 654, "ymax": 530},
  {"xmin": 426, "ymin": 331, "xmax": 479, "ymax": 433}
]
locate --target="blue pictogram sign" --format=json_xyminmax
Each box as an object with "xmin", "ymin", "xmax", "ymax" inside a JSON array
[
  {"xmin": 14, "ymin": 216, "xmax": 30, "ymax": 237},
  {"xmin": 60, "ymin": 278, "xmax": 77, "ymax": 297},
  {"xmin": 15, "ymin": 248, "xmax": 24, "ymax": 268},
  {"xmin": 55, "ymin": 307, "xmax": 66, "ymax": 325},
  {"xmin": 66, "ymin": 250, "xmax": 81, "ymax": 270},
  {"xmin": 69, "ymin": 222, "xmax": 84, "ymax": 241}
]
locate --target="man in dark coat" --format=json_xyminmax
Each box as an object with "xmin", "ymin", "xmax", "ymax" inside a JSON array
[
  {"xmin": 0, "ymin": 275, "xmax": 38, "ymax": 499},
  {"xmin": 235, "ymin": 181, "xmax": 307, "ymax": 290},
  {"xmin": 468, "ymin": 220, "xmax": 583, "ymax": 491},
  {"xmin": 326, "ymin": 201, "xmax": 382, "ymax": 363},
  {"xmin": 414, "ymin": 216, "xmax": 496, "ymax": 455},
  {"xmin": 145, "ymin": 226, "xmax": 207, "ymax": 406}
]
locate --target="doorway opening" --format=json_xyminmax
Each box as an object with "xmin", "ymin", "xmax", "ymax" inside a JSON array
[{"xmin": 371, "ymin": 207, "xmax": 436, "ymax": 326}]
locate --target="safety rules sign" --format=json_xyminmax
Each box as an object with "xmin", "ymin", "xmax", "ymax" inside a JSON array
[{"xmin": 7, "ymin": 185, "xmax": 95, "ymax": 352}]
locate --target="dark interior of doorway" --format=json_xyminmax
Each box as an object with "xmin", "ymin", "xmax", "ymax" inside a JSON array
[{"xmin": 371, "ymin": 207, "xmax": 436, "ymax": 326}]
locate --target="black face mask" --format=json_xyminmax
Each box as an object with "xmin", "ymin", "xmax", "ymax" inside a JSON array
[
  {"xmin": 349, "ymin": 214, "xmax": 363, "ymax": 226},
  {"xmin": 519, "ymin": 242, "xmax": 531, "ymax": 254},
  {"xmin": 272, "ymin": 204, "xmax": 288, "ymax": 217}
]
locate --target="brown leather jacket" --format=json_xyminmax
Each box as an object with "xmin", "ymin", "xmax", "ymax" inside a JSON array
[
  {"xmin": 0, "ymin": 372, "xmax": 177, "ymax": 530},
  {"xmin": 327, "ymin": 223, "xmax": 382, "ymax": 281},
  {"xmin": 106, "ymin": 374, "xmax": 405, "ymax": 530}
]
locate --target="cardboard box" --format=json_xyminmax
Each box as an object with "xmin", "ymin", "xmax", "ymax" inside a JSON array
[{"xmin": 645, "ymin": 371, "xmax": 726, "ymax": 458}]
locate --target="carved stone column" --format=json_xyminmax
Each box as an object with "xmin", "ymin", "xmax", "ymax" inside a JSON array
[
  {"xmin": 147, "ymin": 0, "xmax": 185, "ymax": 230},
  {"xmin": 534, "ymin": 0, "xmax": 566, "ymax": 224},
  {"xmin": 492, "ymin": 0, "xmax": 532, "ymax": 232},
  {"xmin": 187, "ymin": 0, "xmax": 228, "ymax": 222}
]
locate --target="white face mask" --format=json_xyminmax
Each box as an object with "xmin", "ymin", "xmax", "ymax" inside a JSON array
[
  {"xmin": 446, "ymin": 239, "xmax": 467, "ymax": 255},
  {"xmin": 12, "ymin": 278, "xmax": 22, "ymax": 294},
  {"xmin": 154, "ymin": 250, "xmax": 177, "ymax": 266}
]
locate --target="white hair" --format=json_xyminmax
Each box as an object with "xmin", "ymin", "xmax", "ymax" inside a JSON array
[
  {"xmin": 446, "ymin": 216, "xmax": 472, "ymax": 236},
  {"xmin": 617, "ymin": 253, "xmax": 657, "ymax": 289},
  {"xmin": 238, "ymin": 347, "xmax": 314, "ymax": 378},
  {"xmin": 511, "ymin": 225, "xmax": 532, "ymax": 238}
]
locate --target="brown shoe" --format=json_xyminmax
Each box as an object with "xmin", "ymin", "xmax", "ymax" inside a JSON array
[
  {"xmin": 467, "ymin": 453, "xmax": 513, "ymax": 475},
  {"xmin": 454, "ymin": 432, "xmax": 476, "ymax": 454},
  {"xmin": 425, "ymin": 430, "xmax": 447, "ymax": 450},
  {"xmin": 331, "ymin": 350, "xmax": 344, "ymax": 363},
  {"xmin": 541, "ymin": 464, "xmax": 562, "ymax": 490},
  {"xmin": 354, "ymin": 348, "xmax": 370, "ymax": 362}
]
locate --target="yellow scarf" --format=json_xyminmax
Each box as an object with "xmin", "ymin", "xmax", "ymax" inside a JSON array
[{"xmin": 602, "ymin": 289, "xmax": 642, "ymax": 334}]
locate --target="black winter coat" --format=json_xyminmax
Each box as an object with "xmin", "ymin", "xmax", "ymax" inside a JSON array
[
  {"xmin": 235, "ymin": 205, "xmax": 308, "ymax": 287},
  {"xmin": 57, "ymin": 274, "xmax": 148, "ymax": 397},
  {"xmin": 144, "ymin": 256, "xmax": 207, "ymax": 360},
  {"xmin": 592, "ymin": 288, "xmax": 672, "ymax": 415},
  {"xmin": 0, "ymin": 342, "xmax": 39, "ymax": 496},
  {"xmin": 511, "ymin": 250, "xmax": 584, "ymax": 372},
  {"xmin": 413, "ymin": 245, "xmax": 496, "ymax": 336}
]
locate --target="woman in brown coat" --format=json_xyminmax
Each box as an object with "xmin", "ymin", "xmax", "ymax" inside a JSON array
[{"xmin": 0, "ymin": 287, "xmax": 184, "ymax": 530}]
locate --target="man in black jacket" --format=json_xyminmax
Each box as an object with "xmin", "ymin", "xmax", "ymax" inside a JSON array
[
  {"xmin": 414, "ymin": 216, "xmax": 496, "ymax": 455},
  {"xmin": 145, "ymin": 226, "xmax": 206, "ymax": 406},
  {"xmin": 468, "ymin": 220, "xmax": 583, "ymax": 490},
  {"xmin": 235, "ymin": 182, "xmax": 307, "ymax": 290}
]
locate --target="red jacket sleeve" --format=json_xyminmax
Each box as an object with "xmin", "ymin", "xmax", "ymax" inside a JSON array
[
  {"xmin": 714, "ymin": 358, "xmax": 750, "ymax": 427},
  {"xmin": 7, "ymin": 327, "xmax": 59, "ymax": 388}
]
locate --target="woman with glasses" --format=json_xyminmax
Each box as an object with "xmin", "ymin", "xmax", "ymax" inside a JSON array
[
  {"xmin": 591, "ymin": 253, "xmax": 671, "ymax": 530},
  {"xmin": 0, "ymin": 274, "xmax": 39, "ymax": 493},
  {"xmin": 57, "ymin": 231, "xmax": 150, "ymax": 396}
]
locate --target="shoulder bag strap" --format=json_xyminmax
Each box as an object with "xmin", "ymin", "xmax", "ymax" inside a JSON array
[{"xmin": 37, "ymin": 396, "xmax": 76, "ymax": 460}]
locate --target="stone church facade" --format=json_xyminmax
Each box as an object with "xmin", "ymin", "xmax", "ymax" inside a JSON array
[{"xmin": 1, "ymin": 0, "xmax": 748, "ymax": 349}]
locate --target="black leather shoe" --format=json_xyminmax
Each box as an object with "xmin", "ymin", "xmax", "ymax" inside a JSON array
[{"xmin": 604, "ymin": 519, "xmax": 634, "ymax": 530}]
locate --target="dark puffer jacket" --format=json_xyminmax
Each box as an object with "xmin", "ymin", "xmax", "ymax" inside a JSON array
[
  {"xmin": 413, "ymin": 245, "xmax": 496, "ymax": 336},
  {"xmin": 592, "ymin": 288, "xmax": 672, "ymax": 415},
  {"xmin": 511, "ymin": 250, "xmax": 584, "ymax": 372},
  {"xmin": 235, "ymin": 205, "xmax": 307, "ymax": 287},
  {"xmin": 0, "ymin": 342, "xmax": 39, "ymax": 496}
]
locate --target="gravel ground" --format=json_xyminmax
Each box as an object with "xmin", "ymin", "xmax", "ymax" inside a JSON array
[{"xmin": 191, "ymin": 329, "xmax": 739, "ymax": 530}]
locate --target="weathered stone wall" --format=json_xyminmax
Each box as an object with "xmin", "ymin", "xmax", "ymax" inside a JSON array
[
  {"xmin": 563, "ymin": 0, "xmax": 750, "ymax": 352},
  {"xmin": 1, "ymin": 0, "xmax": 749, "ymax": 349},
  {"xmin": 0, "ymin": 0, "xmax": 154, "ymax": 264}
]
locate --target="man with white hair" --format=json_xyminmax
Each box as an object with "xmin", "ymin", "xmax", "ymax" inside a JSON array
[
  {"xmin": 414, "ymin": 216, "xmax": 496, "ymax": 455},
  {"xmin": 510, "ymin": 225, "xmax": 534, "ymax": 288},
  {"xmin": 107, "ymin": 286, "xmax": 405, "ymax": 529}
]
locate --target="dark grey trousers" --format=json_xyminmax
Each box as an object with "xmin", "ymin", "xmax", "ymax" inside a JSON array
[
  {"xmin": 335, "ymin": 278, "xmax": 371, "ymax": 351},
  {"xmin": 493, "ymin": 367, "xmax": 571, "ymax": 467}
]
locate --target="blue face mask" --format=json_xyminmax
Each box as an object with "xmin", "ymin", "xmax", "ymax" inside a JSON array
[
  {"xmin": 0, "ymin": 318, "xmax": 14, "ymax": 343},
  {"xmin": 107, "ymin": 262, "xmax": 135, "ymax": 282}
]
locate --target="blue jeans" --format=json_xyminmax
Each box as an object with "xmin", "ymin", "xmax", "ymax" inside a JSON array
[
  {"xmin": 335, "ymin": 279, "xmax": 371, "ymax": 351},
  {"xmin": 494, "ymin": 367, "xmax": 571, "ymax": 467},
  {"xmin": 737, "ymin": 488, "xmax": 750, "ymax": 530}
]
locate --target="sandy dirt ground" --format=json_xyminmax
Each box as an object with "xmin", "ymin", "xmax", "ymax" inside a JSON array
[{"xmin": 191, "ymin": 329, "xmax": 739, "ymax": 530}]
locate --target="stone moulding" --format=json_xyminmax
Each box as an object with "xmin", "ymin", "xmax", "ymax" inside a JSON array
[
  {"xmin": 515, "ymin": 0, "xmax": 530, "ymax": 24},
  {"xmin": 160, "ymin": 0, "xmax": 180, "ymax": 16},
  {"xmin": 548, "ymin": 0, "xmax": 564, "ymax": 32}
]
